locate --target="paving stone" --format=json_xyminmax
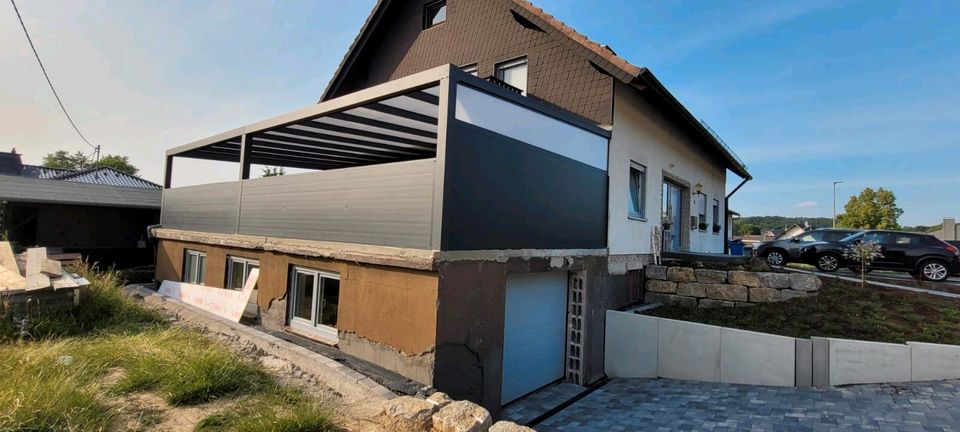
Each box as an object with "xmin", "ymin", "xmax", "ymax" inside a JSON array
[
  {"xmin": 695, "ymin": 269, "xmax": 728, "ymax": 284},
  {"xmin": 646, "ymin": 265, "xmax": 667, "ymax": 280},
  {"xmin": 667, "ymin": 267, "xmax": 697, "ymax": 283},
  {"xmin": 646, "ymin": 279, "xmax": 677, "ymax": 294}
]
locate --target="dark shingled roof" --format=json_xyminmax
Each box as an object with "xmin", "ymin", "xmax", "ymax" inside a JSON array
[{"xmin": 51, "ymin": 167, "xmax": 161, "ymax": 189}]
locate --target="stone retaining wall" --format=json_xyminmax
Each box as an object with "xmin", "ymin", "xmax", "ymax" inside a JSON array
[{"xmin": 644, "ymin": 265, "xmax": 821, "ymax": 307}]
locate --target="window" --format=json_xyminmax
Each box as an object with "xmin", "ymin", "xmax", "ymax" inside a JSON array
[
  {"xmin": 697, "ymin": 195, "xmax": 708, "ymax": 230},
  {"xmin": 182, "ymin": 250, "xmax": 206, "ymax": 285},
  {"xmin": 227, "ymin": 256, "xmax": 260, "ymax": 290},
  {"xmin": 712, "ymin": 199, "xmax": 720, "ymax": 233},
  {"xmin": 288, "ymin": 267, "xmax": 341, "ymax": 341},
  {"xmin": 423, "ymin": 1, "xmax": 446, "ymax": 29},
  {"xmin": 460, "ymin": 63, "xmax": 478, "ymax": 76},
  {"xmin": 495, "ymin": 57, "xmax": 528, "ymax": 95},
  {"xmin": 628, "ymin": 163, "xmax": 646, "ymax": 220}
]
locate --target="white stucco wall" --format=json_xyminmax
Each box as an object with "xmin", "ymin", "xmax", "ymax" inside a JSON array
[{"xmin": 608, "ymin": 82, "xmax": 728, "ymax": 257}]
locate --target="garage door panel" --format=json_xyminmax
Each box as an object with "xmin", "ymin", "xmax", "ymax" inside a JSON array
[{"xmin": 502, "ymin": 272, "xmax": 567, "ymax": 404}]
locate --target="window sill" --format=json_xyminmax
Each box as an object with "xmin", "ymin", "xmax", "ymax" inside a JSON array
[{"xmin": 628, "ymin": 214, "xmax": 647, "ymax": 222}]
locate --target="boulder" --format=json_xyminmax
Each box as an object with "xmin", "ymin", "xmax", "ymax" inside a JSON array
[
  {"xmin": 646, "ymin": 280, "xmax": 677, "ymax": 294},
  {"xmin": 758, "ymin": 272, "xmax": 791, "ymax": 289},
  {"xmin": 728, "ymin": 271, "xmax": 761, "ymax": 287},
  {"xmin": 379, "ymin": 396, "xmax": 439, "ymax": 431},
  {"xmin": 698, "ymin": 299, "xmax": 735, "ymax": 308},
  {"xmin": 695, "ymin": 269, "xmax": 727, "ymax": 284},
  {"xmin": 431, "ymin": 400, "xmax": 492, "ymax": 432},
  {"xmin": 749, "ymin": 287, "xmax": 782, "ymax": 303},
  {"xmin": 790, "ymin": 273, "xmax": 822, "ymax": 292},
  {"xmin": 427, "ymin": 392, "xmax": 453, "ymax": 409},
  {"xmin": 705, "ymin": 284, "xmax": 748, "ymax": 302},
  {"xmin": 666, "ymin": 267, "xmax": 697, "ymax": 283},
  {"xmin": 781, "ymin": 289, "xmax": 807, "ymax": 300},
  {"xmin": 490, "ymin": 421, "xmax": 536, "ymax": 432},
  {"xmin": 646, "ymin": 265, "xmax": 668, "ymax": 280},
  {"xmin": 676, "ymin": 283, "xmax": 707, "ymax": 298}
]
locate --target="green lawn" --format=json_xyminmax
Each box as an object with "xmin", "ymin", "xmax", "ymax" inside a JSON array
[
  {"xmin": 644, "ymin": 278, "xmax": 960, "ymax": 345},
  {"xmin": 0, "ymin": 263, "xmax": 338, "ymax": 432}
]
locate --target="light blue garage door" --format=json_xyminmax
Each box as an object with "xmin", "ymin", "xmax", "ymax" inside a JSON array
[{"xmin": 502, "ymin": 272, "xmax": 568, "ymax": 404}]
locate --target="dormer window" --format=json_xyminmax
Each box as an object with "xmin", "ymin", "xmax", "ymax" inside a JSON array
[{"xmin": 424, "ymin": 1, "xmax": 446, "ymax": 29}]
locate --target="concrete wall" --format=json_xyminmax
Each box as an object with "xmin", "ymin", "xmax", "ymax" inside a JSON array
[
  {"xmin": 608, "ymin": 82, "xmax": 727, "ymax": 265},
  {"xmin": 606, "ymin": 311, "xmax": 960, "ymax": 388},
  {"xmin": 156, "ymin": 238, "xmax": 438, "ymax": 385},
  {"xmin": 931, "ymin": 217, "xmax": 958, "ymax": 241}
]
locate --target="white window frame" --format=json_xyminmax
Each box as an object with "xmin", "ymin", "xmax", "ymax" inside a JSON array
[
  {"xmin": 423, "ymin": 0, "xmax": 447, "ymax": 29},
  {"xmin": 288, "ymin": 266, "xmax": 340, "ymax": 342},
  {"xmin": 495, "ymin": 57, "xmax": 528, "ymax": 95},
  {"xmin": 226, "ymin": 256, "xmax": 260, "ymax": 290},
  {"xmin": 628, "ymin": 162, "xmax": 647, "ymax": 221},
  {"xmin": 182, "ymin": 249, "xmax": 206, "ymax": 285}
]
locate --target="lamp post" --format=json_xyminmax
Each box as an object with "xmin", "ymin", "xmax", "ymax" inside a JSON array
[{"xmin": 833, "ymin": 181, "xmax": 843, "ymax": 228}]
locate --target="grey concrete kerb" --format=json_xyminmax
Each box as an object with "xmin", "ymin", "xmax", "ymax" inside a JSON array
[{"xmin": 123, "ymin": 284, "xmax": 395, "ymax": 403}]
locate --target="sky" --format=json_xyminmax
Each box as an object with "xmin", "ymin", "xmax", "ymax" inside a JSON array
[{"xmin": 1, "ymin": 0, "xmax": 957, "ymax": 226}]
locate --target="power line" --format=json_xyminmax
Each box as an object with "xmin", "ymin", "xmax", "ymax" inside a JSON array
[{"xmin": 9, "ymin": 0, "xmax": 100, "ymax": 161}]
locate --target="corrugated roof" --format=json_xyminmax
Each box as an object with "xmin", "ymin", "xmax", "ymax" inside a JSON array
[
  {"xmin": 0, "ymin": 175, "xmax": 161, "ymax": 209},
  {"xmin": 20, "ymin": 165, "xmax": 77, "ymax": 179},
  {"xmin": 52, "ymin": 167, "xmax": 161, "ymax": 189}
]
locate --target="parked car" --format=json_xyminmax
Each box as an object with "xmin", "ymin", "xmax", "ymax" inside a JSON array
[
  {"xmin": 754, "ymin": 228, "xmax": 860, "ymax": 266},
  {"xmin": 798, "ymin": 230, "xmax": 960, "ymax": 282}
]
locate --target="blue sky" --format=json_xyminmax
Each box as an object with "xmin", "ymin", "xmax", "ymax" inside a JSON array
[{"xmin": 2, "ymin": 0, "xmax": 957, "ymax": 225}]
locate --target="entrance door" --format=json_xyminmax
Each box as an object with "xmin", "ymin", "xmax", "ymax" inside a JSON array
[
  {"xmin": 501, "ymin": 272, "xmax": 567, "ymax": 404},
  {"xmin": 662, "ymin": 181, "xmax": 684, "ymax": 251},
  {"xmin": 288, "ymin": 267, "xmax": 341, "ymax": 341}
]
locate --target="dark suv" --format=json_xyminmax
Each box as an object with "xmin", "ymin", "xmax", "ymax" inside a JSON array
[
  {"xmin": 755, "ymin": 228, "xmax": 860, "ymax": 266},
  {"xmin": 798, "ymin": 230, "xmax": 960, "ymax": 282}
]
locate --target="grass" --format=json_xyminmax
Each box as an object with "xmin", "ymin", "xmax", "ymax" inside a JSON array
[
  {"xmin": 0, "ymin": 262, "xmax": 338, "ymax": 431},
  {"xmin": 645, "ymin": 278, "xmax": 960, "ymax": 345}
]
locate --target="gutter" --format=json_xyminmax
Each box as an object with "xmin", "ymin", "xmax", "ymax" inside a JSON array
[{"xmin": 723, "ymin": 177, "xmax": 750, "ymax": 254}]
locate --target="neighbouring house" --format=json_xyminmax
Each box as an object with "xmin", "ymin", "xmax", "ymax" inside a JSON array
[
  {"xmin": 778, "ymin": 223, "xmax": 807, "ymax": 240},
  {"xmin": 152, "ymin": 0, "xmax": 751, "ymax": 413},
  {"xmin": 930, "ymin": 217, "xmax": 958, "ymax": 241},
  {"xmin": 0, "ymin": 149, "xmax": 161, "ymax": 268}
]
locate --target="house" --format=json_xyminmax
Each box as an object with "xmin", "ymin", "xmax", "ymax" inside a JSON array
[
  {"xmin": 0, "ymin": 149, "xmax": 161, "ymax": 268},
  {"xmin": 930, "ymin": 217, "xmax": 958, "ymax": 241},
  {"xmin": 152, "ymin": 0, "xmax": 750, "ymax": 413}
]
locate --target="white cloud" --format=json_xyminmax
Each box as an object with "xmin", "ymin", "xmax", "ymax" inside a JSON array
[{"xmin": 796, "ymin": 201, "xmax": 818, "ymax": 208}]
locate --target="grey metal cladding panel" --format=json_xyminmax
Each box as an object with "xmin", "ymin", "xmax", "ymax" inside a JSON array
[
  {"xmin": 238, "ymin": 158, "xmax": 436, "ymax": 249},
  {"xmin": 0, "ymin": 175, "xmax": 160, "ymax": 208},
  {"xmin": 441, "ymin": 121, "xmax": 607, "ymax": 251},
  {"xmin": 161, "ymin": 182, "xmax": 239, "ymax": 234}
]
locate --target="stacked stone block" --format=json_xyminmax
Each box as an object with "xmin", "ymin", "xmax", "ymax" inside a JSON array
[{"xmin": 644, "ymin": 265, "xmax": 821, "ymax": 308}]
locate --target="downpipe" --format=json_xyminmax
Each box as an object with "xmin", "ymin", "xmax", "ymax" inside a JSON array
[{"xmin": 724, "ymin": 178, "xmax": 750, "ymax": 254}]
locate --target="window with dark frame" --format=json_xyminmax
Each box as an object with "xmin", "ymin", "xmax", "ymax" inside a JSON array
[
  {"xmin": 182, "ymin": 249, "xmax": 206, "ymax": 285},
  {"xmin": 460, "ymin": 63, "xmax": 478, "ymax": 76},
  {"xmin": 712, "ymin": 199, "xmax": 720, "ymax": 233},
  {"xmin": 495, "ymin": 57, "xmax": 528, "ymax": 95},
  {"xmin": 423, "ymin": 1, "xmax": 447, "ymax": 29},
  {"xmin": 698, "ymin": 194, "xmax": 708, "ymax": 230},
  {"xmin": 226, "ymin": 256, "xmax": 260, "ymax": 290},
  {"xmin": 628, "ymin": 162, "xmax": 646, "ymax": 220}
]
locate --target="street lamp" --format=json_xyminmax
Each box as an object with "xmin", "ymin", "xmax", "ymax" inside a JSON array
[{"xmin": 833, "ymin": 181, "xmax": 843, "ymax": 228}]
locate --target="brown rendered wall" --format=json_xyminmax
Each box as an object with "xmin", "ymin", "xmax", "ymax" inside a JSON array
[
  {"xmin": 328, "ymin": 0, "xmax": 614, "ymax": 125},
  {"xmin": 155, "ymin": 239, "xmax": 439, "ymax": 381}
]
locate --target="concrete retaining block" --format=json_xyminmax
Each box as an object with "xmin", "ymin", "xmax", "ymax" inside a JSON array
[
  {"xmin": 795, "ymin": 339, "xmax": 812, "ymax": 388},
  {"xmin": 604, "ymin": 311, "xmax": 657, "ymax": 378},
  {"xmin": 908, "ymin": 342, "xmax": 960, "ymax": 381},
  {"xmin": 811, "ymin": 337, "xmax": 830, "ymax": 387},
  {"xmin": 658, "ymin": 318, "xmax": 721, "ymax": 382},
  {"xmin": 828, "ymin": 338, "xmax": 911, "ymax": 386},
  {"xmin": 720, "ymin": 327, "xmax": 796, "ymax": 387}
]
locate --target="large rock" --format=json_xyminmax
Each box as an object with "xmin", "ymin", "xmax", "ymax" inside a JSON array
[
  {"xmin": 666, "ymin": 267, "xmax": 697, "ymax": 283},
  {"xmin": 758, "ymin": 272, "xmax": 791, "ymax": 289},
  {"xmin": 695, "ymin": 269, "xmax": 727, "ymax": 284},
  {"xmin": 705, "ymin": 284, "xmax": 748, "ymax": 302},
  {"xmin": 490, "ymin": 421, "xmax": 536, "ymax": 432},
  {"xmin": 427, "ymin": 392, "xmax": 453, "ymax": 409},
  {"xmin": 699, "ymin": 299, "xmax": 735, "ymax": 308},
  {"xmin": 379, "ymin": 396, "xmax": 439, "ymax": 431},
  {"xmin": 677, "ymin": 283, "xmax": 707, "ymax": 298},
  {"xmin": 645, "ymin": 293, "xmax": 696, "ymax": 308},
  {"xmin": 728, "ymin": 271, "xmax": 761, "ymax": 287},
  {"xmin": 646, "ymin": 265, "xmax": 668, "ymax": 280},
  {"xmin": 646, "ymin": 280, "xmax": 677, "ymax": 294},
  {"xmin": 790, "ymin": 273, "xmax": 822, "ymax": 292},
  {"xmin": 432, "ymin": 400, "xmax": 492, "ymax": 432},
  {"xmin": 781, "ymin": 289, "xmax": 807, "ymax": 300},
  {"xmin": 749, "ymin": 287, "xmax": 782, "ymax": 303}
]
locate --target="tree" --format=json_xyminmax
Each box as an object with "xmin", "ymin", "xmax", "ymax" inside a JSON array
[
  {"xmin": 261, "ymin": 166, "xmax": 286, "ymax": 177},
  {"xmin": 844, "ymin": 241, "xmax": 883, "ymax": 289},
  {"xmin": 96, "ymin": 154, "xmax": 138, "ymax": 176},
  {"xmin": 836, "ymin": 187, "xmax": 903, "ymax": 229},
  {"xmin": 734, "ymin": 222, "xmax": 761, "ymax": 236},
  {"xmin": 42, "ymin": 150, "xmax": 139, "ymax": 176}
]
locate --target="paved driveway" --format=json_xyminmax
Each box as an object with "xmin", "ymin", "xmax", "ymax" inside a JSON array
[{"xmin": 537, "ymin": 378, "xmax": 960, "ymax": 431}]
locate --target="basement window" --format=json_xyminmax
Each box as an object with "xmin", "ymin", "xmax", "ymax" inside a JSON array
[
  {"xmin": 226, "ymin": 256, "xmax": 260, "ymax": 290},
  {"xmin": 424, "ymin": 1, "xmax": 447, "ymax": 29},
  {"xmin": 628, "ymin": 162, "xmax": 647, "ymax": 220},
  {"xmin": 495, "ymin": 57, "xmax": 528, "ymax": 95},
  {"xmin": 183, "ymin": 249, "xmax": 206, "ymax": 285},
  {"xmin": 288, "ymin": 267, "xmax": 340, "ymax": 342}
]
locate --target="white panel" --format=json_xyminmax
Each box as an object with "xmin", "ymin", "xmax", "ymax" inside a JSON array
[
  {"xmin": 604, "ymin": 311, "xmax": 658, "ymax": 378},
  {"xmin": 454, "ymin": 85, "xmax": 608, "ymax": 171},
  {"xmin": 312, "ymin": 117, "xmax": 438, "ymax": 144},
  {"xmin": 346, "ymin": 107, "xmax": 439, "ymax": 133},
  {"xmin": 720, "ymin": 328, "xmax": 796, "ymax": 387},
  {"xmin": 908, "ymin": 342, "xmax": 960, "ymax": 382},
  {"xmin": 378, "ymin": 95, "xmax": 439, "ymax": 118},
  {"xmin": 828, "ymin": 338, "xmax": 911, "ymax": 386},
  {"xmin": 657, "ymin": 318, "xmax": 721, "ymax": 382},
  {"xmin": 502, "ymin": 272, "xmax": 567, "ymax": 404}
]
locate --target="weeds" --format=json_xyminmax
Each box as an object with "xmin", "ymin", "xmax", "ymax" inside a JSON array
[{"xmin": 196, "ymin": 386, "xmax": 339, "ymax": 432}]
